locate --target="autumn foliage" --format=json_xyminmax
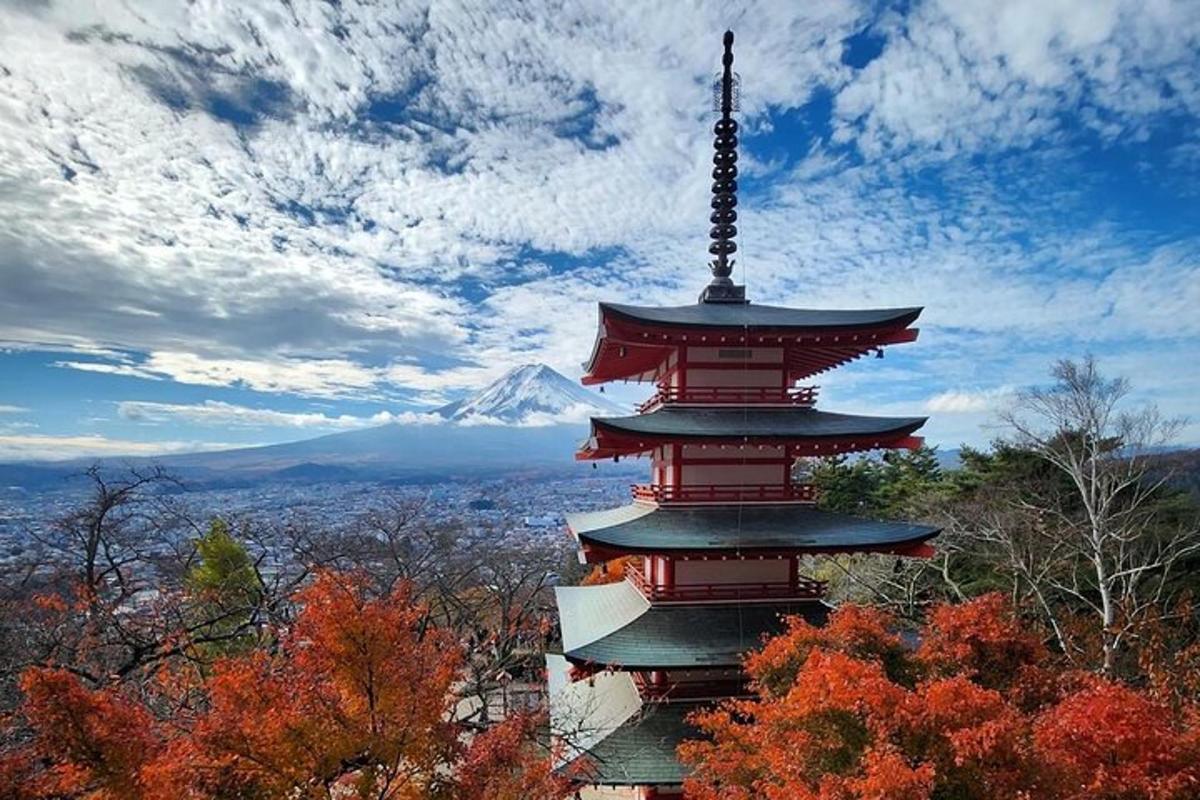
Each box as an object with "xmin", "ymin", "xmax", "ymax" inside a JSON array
[
  {"xmin": 680, "ymin": 594, "xmax": 1200, "ymax": 800},
  {"xmin": 2, "ymin": 571, "xmax": 567, "ymax": 800},
  {"xmin": 579, "ymin": 554, "xmax": 641, "ymax": 586}
]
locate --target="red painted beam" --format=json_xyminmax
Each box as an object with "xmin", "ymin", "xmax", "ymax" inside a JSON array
[
  {"xmin": 577, "ymin": 428, "xmax": 927, "ymax": 460},
  {"xmin": 583, "ymin": 311, "xmax": 923, "ymax": 386}
]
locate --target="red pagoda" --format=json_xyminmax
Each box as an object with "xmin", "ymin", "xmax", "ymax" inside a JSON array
[{"xmin": 547, "ymin": 32, "xmax": 939, "ymax": 799}]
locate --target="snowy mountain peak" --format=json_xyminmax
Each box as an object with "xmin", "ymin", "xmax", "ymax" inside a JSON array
[{"xmin": 435, "ymin": 363, "xmax": 627, "ymax": 426}]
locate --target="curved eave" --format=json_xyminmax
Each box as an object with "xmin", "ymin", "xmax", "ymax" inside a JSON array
[
  {"xmin": 560, "ymin": 592, "xmax": 829, "ymax": 670},
  {"xmin": 581, "ymin": 338, "xmax": 672, "ymax": 386},
  {"xmin": 576, "ymin": 408, "xmax": 928, "ymax": 460},
  {"xmin": 568, "ymin": 701, "xmax": 701, "ymax": 787},
  {"xmin": 566, "ymin": 504, "xmax": 941, "ymax": 563},
  {"xmin": 575, "ymin": 538, "xmax": 938, "ymax": 564},
  {"xmin": 602, "ymin": 301, "xmax": 922, "ymax": 331},
  {"xmin": 582, "ymin": 302, "xmax": 923, "ymax": 385}
]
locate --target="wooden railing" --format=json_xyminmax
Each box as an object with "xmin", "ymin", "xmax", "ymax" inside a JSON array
[
  {"xmin": 632, "ymin": 673, "xmax": 750, "ymax": 701},
  {"xmin": 631, "ymin": 483, "xmax": 818, "ymax": 505},
  {"xmin": 626, "ymin": 564, "xmax": 827, "ymax": 603},
  {"xmin": 638, "ymin": 385, "xmax": 818, "ymax": 413}
]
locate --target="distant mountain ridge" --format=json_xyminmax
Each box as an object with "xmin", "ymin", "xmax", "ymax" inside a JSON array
[{"xmin": 0, "ymin": 364, "xmax": 633, "ymax": 488}]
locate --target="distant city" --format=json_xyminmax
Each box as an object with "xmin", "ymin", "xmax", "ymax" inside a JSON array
[{"xmin": 0, "ymin": 473, "xmax": 634, "ymax": 571}]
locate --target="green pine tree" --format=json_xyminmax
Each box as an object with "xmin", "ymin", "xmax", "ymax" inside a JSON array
[{"xmin": 185, "ymin": 518, "xmax": 261, "ymax": 659}]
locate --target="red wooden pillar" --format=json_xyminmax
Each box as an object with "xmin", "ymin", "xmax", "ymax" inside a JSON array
[
  {"xmin": 677, "ymin": 344, "xmax": 688, "ymax": 398},
  {"xmin": 671, "ymin": 442, "xmax": 682, "ymax": 492}
]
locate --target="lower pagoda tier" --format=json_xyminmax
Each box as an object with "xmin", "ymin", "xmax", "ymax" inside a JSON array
[
  {"xmin": 556, "ymin": 580, "xmax": 828, "ymax": 670},
  {"xmin": 568, "ymin": 503, "xmax": 940, "ymax": 561},
  {"xmin": 547, "ymin": 654, "xmax": 702, "ymax": 791},
  {"xmin": 577, "ymin": 702, "xmax": 699, "ymax": 788}
]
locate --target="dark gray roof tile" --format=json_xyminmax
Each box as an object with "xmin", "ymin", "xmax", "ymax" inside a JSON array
[
  {"xmin": 601, "ymin": 301, "xmax": 922, "ymax": 331},
  {"xmin": 564, "ymin": 600, "xmax": 828, "ymax": 669},
  {"xmin": 577, "ymin": 701, "xmax": 703, "ymax": 786},
  {"xmin": 568, "ymin": 504, "xmax": 940, "ymax": 553},
  {"xmin": 592, "ymin": 406, "xmax": 926, "ymax": 440}
]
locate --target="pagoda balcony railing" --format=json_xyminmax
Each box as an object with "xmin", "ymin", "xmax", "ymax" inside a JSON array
[
  {"xmin": 637, "ymin": 385, "xmax": 818, "ymax": 413},
  {"xmin": 632, "ymin": 673, "xmax": 751, "ymax": 701},
  {"xmin": 626, "ymin": 564, "xmax": 827, "ymax": 603},
  {"xmin": 631, "ymin": 482, "xmax": 817, "ymax": 505}
]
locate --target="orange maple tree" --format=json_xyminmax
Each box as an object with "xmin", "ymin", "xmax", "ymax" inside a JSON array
[
  {"xmin": 2, "ymin": 571, "xmax": 568, "ymax": 800},
  {"xmin": 579, "ymin": 554, "xmax": 641, "ymax": 586},
  {"xmin": 680, "ymin": 594, "xmax": 1200, "ymax": 800}
]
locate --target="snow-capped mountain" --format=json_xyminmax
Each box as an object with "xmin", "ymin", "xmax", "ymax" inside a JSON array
[
  {"xmin": 435, "ymin": 364, "xmax": 627, "ymax": 425},
  {"xmin": 1, "ymin": 364, "xmax": 637, "ymax": 484}
]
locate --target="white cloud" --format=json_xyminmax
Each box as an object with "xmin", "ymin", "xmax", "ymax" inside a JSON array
[
  {"xmin": 0, "ymin": 1, "xmax": 864, "ymax": 394},
  {"xmin": 834, "ymin": 0, "xmax": 1200, "ymax": 158},
  {"xmin": 925, "ymin": 389, "xmax": 1011, "ymax": 414},
  {"xmin": 0, "ymin": 405, "xmax": 28, "ymax": 414},
  {"xmin": 52, "ymin": 360, "xmax": 166, "ymax": 381},
  {"xmin": 0, "ymin": 433, "xmax": 249, "ymax": 462},
  {"xmin": 117, "ymin": 399, "xmax": 440, "ymax": 430},
  {"xmin": 135, "ymin": 352, "xmax": 386, "ymax": 398},
  {"xmin": 0, "ymin": 0, "xmax": 1196, "ymax": 452},
  {"xmin": 52, "ymin": 351, "xmax": 513, "ymax": 401}
]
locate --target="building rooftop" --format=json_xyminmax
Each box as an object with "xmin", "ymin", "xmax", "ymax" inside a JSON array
[{"xmin": 568, "ymin": 502, "xmax": 939, "ymax": 559}]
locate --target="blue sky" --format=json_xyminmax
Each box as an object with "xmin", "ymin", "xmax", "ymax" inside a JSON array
[{"xmin": 0, "ymin": 0, "xmax": 1198, "ymax": 461}]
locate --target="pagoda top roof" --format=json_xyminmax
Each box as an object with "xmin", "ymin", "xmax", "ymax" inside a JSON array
[
  {"xmin": 579, "ymin": 406, "xmax": 926, "ymax": 459},
  {"xmin": 567, "ymin": 503, "xmax": 939, "ymax": 560},
  {"xmin": 582, "ymin": 302, "xmax": 922, "ymax": 385},
  {"xmin": 556, "ymin": 581, "xmax": 828, "ymax": 669},
  {"xmin": 601, "ymin": 301, "xmax": 922, "ymax": 331}
]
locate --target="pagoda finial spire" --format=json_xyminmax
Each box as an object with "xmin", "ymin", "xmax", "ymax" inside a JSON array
[{"xmin": 700, "ymin": 29, "xmax": 747, "ymax": 304}]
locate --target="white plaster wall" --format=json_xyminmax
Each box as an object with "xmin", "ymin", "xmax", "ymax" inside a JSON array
[
  {"xmin": 675, "ymin": 558, "xmax": 790, "ymax": 585},
  {"xmin": 680, "ymin": 462, "xmax": 785, "ymax": 485},
  {"xmin": 684, "ymin": 367, "xmax": 783, "ymax": 387}
]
